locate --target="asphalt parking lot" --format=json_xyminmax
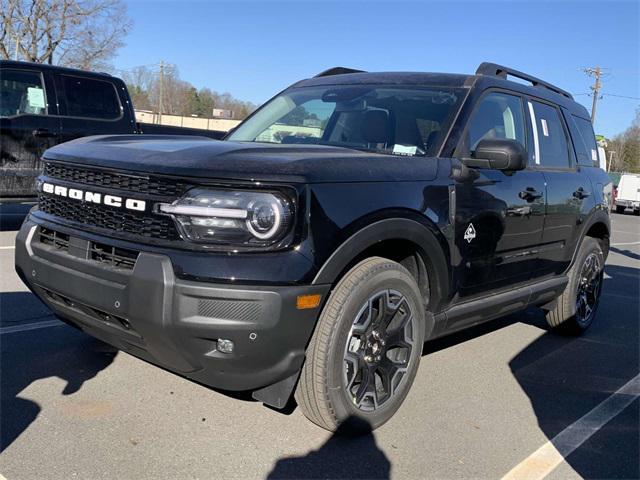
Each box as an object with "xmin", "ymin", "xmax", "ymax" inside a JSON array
[{"xmin": 0, "ymin": 213, "xmax": 638, "ymax": 480}]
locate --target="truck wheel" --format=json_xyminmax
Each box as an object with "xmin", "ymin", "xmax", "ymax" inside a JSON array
[
  {"xmin": 295, "ymin": 257, "xmax": 426, "ymax": 433},
  {"xmin": 616, "ymin": 205, "xmax": 626, "ymax": 214},
  {"xmin": 545, "ymin": 237, "xmax": 604, "ymax": 334}
]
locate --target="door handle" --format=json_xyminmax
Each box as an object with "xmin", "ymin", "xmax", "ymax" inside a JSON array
[
  {"xmin": 32, "ymin": 128, "xmax": 56, "ymax": 138},
  {"xmin": 507, "ymin": 205, "xmax": 532, "ymax": 216},
  {"xmin": 519, "ymin": 187, "xmax": 543, "ymax": 202},
  {"xmin": 573, "ymin": 187, "xmax": 590, "ymax": 200}
]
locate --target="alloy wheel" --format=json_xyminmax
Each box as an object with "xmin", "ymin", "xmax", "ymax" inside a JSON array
[
  {"xmin": 576, "ymin": 252, "xmax": 602, "ymax": 326},
  {"xmin": 343, "ymin": 289, "xmax": 417, "ymax": 411}
]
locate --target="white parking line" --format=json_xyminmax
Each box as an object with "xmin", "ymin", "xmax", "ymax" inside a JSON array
[
  {"xmin": 611, "ymin": 241, "xmax": 640, "ymax": 247},
  {"xmin": 502, "ymin": 373, "xmax": 640, "ymax": 480},
  {"xmin": 0, "ymin": 245, "xmax": 15, "ymax": 250},
  {"xmin": 0, "ymin": 319, "xmax": 63, "ymax": 335}
]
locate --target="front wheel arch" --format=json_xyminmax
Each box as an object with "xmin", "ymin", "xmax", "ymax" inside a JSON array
[{"xmin": 312, "ymin": 218, "xmax": 451, "ymax": 316}]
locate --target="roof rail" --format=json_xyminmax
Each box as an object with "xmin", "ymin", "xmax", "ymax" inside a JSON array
[
  {"xmin": 476, "ymin": 62, "xmax": 573, "ymax": 99},
  {"xmin": 314, "ymin": 67, "xmax": 365, "ymax": 78}
]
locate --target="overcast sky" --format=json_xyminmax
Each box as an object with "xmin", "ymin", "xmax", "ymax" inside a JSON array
[{"xmin": 116, "ymin": 0, "xmax": 639, "ymax": 138}]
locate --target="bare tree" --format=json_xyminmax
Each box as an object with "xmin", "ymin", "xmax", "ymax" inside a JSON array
[
  {"xmin": 606, "ymin": 108, "xmax": 640, "ymax": 173},
  {"xmin": 0, "ymin": 0, "xmax": 131, "ymax": 70}
]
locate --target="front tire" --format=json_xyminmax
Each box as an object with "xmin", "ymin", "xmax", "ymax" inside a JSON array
[
  {"xmin": 295, "ymin": 257, "xmax": 426, "ymax": 433},
  {"xmin": 616, "ymin": 205, "xmax": 626, "ymax": 214},
  {"xmin": 545, "ymin": 237, "xmax": 604, "ymax": 334}
]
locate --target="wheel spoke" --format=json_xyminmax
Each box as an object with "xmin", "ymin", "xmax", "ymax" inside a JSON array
[
  {"xmin": 371, "ymin": 293, "xmax": 389, "ymax": 329},
  {"xmin": 383, "ymin": 298, "xmax": 409, "ymax": 332},
  {"xmin": 343, "ymin": 350, "xmax": 361, "ymax": 390},
  {"xmin": 376, "ymin": 359, "xmax": 398, "ymax": 401},
  {"xmin": 386, "ymin": 312, "xmax": 414, "ymax": 349},
  {"xmin": 354, "ymin": 366, "xmax": 376, "ymax": 406}
]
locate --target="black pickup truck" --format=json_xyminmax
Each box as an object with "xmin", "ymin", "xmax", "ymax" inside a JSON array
[
  {"xmin": 0, "ymin": 60, "xmax": 224, "ymax": 218},
  {"xmin": 15, "ymin": 63, "xmax": 612, "ymax": 433}
]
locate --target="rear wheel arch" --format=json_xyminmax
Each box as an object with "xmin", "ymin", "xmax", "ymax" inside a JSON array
[
  {"xmin": 312, "ymin": 218, "xmax": 451, "ymax": 318},
  {"xmin": 585, "ymin": 220, "xmax": 610, "ymax": 257},
  {"xmin": 570, "ymin": 210, "xmax": 611, "ymax": 268}
]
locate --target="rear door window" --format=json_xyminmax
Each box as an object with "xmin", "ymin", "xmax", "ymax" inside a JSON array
[
  {"xmin": 529, "ymin": 101, "xmax": 570, "ymax": 168},
  {"xmin": 60, "ymin": 75, "xmax": 121, "ymax": 120},
  {"xmin": 0, "ymin": 69, "xmax": 47, "ymax": 117}
]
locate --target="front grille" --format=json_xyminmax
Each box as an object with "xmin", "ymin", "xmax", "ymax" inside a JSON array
[
  {"xmin": 89, "ymin": 241, "xmax": 138, "ymax": 270},
  {"xmin": 39, "ymin": 227, "xmax": 70, "ymax": 252},
  {"xmin": 39, "ymin": 195, "xmax": 180, "ymax": 241},
  {"xmin": 38, "ymin": 227, "xmax": 139, "ymax": 270},
  {"xmin": 44, "ymin": 162, "xmax": 189, "ymax": 197}
]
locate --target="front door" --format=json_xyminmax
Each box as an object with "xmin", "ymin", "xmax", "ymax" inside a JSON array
[
  {"xmin": 0, "ymin": 67, "xmax": 59, "ymax": 199},
  {"xmin": 453, "ymin": 91, "xmax": 545, "ymax": 299}
]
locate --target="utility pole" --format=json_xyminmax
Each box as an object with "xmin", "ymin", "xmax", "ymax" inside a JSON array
[
  {"xmin": 583, "ymin": 66, "xmax": 602, "ymax": 125},
  {"xmin": 608, "ymin": 150, "xmax": 617, "ymax": 172},
  {"xmin": 158, "ymin": 60, "xmax": 165, "ymax": 125},
  {"xmin": 14, "ymin": 34, "xmax": 19, "ymax": 60}
]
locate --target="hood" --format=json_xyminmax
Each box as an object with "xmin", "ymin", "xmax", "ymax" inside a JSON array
[{"xmin": 43, "ymin": 135, "xmax": 439, "ymax": 184}]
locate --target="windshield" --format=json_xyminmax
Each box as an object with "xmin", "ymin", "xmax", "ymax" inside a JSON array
[{"xmin": 228, "ymin": 85, "xmax": 466, "ymax": 156}]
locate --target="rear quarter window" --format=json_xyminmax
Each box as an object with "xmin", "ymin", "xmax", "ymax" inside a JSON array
[
  {"xmin": 60, "ymin": 75, "xmax": 122, "ymax": 120},
  {"xmin": 571, "ymin": 115, "xmax": 599, "ymax": 166}
]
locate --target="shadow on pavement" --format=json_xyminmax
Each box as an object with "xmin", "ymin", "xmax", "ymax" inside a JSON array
[
  {"xmin": 508, "ymin": 264, "xmax": 640, "ymax": 479},
  {"xmin": 267, "ymin": 417, "xmax": 390, "ymax": 479},
  {"xmin": 0, "ymin": 291, "xmax": 117, "ymax": 452},
  {"xmin": 421, "ymin": 263, "xmax": 639, "ymax": 478}
]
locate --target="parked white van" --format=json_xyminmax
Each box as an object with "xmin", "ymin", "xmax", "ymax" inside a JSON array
[{"xmin": 615, "ymin": 173, "xmax": 640, "ymax": 215}]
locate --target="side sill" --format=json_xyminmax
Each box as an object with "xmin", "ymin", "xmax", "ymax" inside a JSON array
[{"xmin": 431, "ymin": 276, "xmax": 568, "ymax": 337}]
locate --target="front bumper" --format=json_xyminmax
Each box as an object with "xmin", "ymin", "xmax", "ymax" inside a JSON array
[{"xmin": 15, "ymin": 219, "xmax": 329, "ymax": 392}]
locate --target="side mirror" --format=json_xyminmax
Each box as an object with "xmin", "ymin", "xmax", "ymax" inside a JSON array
[{"xmin": 464, "ymin": 139, "xmax": 527, "ymax": 171}]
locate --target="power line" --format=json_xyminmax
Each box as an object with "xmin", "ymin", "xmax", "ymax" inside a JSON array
[{"xmin": 603, "ymin": 93, "xmax": 640, "ymax": 100}]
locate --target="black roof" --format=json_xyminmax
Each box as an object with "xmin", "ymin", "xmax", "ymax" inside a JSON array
[
  {"xmin": 0, "ymin": 59, "xmax": 113, "ymax": 79},
  {"xmin": 293, "ymin": 62, "xmax": 589, "ymax": 118},
  {"xmin": 296, "ymin": 71, "xmax": 471, "ymax": 89}
]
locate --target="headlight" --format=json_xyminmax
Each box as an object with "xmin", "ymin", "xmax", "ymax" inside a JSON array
[{"xmin": 158, "ymin": 188, "xmax": 293, "ymax": 246}]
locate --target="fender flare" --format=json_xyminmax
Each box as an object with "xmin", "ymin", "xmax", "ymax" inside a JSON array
[
  {"xmin": 569, "ymin": 208, "xmax": 611, "ymax": 270},
  {"xmin": 312, "ymin": 218, "xmax": 451, "ymax": 314}
]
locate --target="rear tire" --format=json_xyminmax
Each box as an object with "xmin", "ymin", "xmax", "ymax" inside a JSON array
[
  {"xmin": 295, "ymin": 257, "xmax": 426, "ymax": 433},
  {"xmin": 545, "ymin": 237, "xmax": 604, "ymax": 334},
  {"xmin": 616, "ymin": 205, "xmax": 626, "ymax": 214}
]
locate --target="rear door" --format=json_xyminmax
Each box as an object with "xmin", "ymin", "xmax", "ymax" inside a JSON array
[
  {"xmin": 54, "ymin": 73, "xmax": 134, "ymax": 143},
  {"xmin": 0, "ymin": 66, "xmax": 60, "ymax": 200},
  {"xmin": 527, "ymin": 99, "xmax": 595, "ymax": 276},
  {"xmin": 453, "ymin": 90, "xmax": 546, "ymax": 299}
]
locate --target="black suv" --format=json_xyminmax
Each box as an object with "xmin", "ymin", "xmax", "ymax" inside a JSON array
[{"xmin": 15, "ymin": 63, "xmax": 612, "ymax": 432}]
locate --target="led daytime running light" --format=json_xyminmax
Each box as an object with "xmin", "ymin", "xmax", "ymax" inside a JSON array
[{"xmin": 159, "ymin": 204, "xmax": 248, "ymax": 219}]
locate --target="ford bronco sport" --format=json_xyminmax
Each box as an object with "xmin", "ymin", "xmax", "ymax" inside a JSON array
[{"xmin": 15, "ymin": 63, "xmax": 613, "ymax": 432}]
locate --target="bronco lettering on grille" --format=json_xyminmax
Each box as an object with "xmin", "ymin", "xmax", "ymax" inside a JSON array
[{"xmin": 40, "ymin": 182, "xmax": 147, "ymax": 212}]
